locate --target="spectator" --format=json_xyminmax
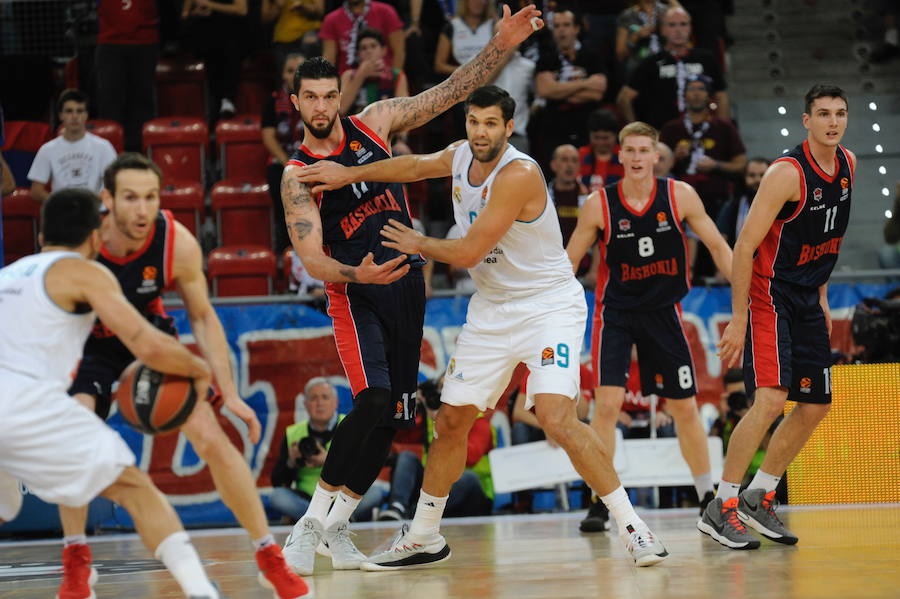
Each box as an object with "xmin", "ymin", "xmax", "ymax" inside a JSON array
[
  {"xmin": 263, "ymin": 0, "xmax": 324, "ymax": 63},
  {"xmin": 181, "ymin": 0, "xmax": 250, "ymax": 120},
  {"xmin": 262, "ymin": 53, "xmax": 307, "ymax": 253},
  {"xmin": 320, "ymin": 0, "xmax": 405, "ymax": 75},
  {"xmin": 340, "ymin": 28, "xmax": 409, "ymax": 115},
  {"xmin": 583, "ymin": 1, "xmax": 631, "ymax": 62},
  {"xmin": 617, "ymin": 7, "xmax": 729, "ymax": 129},
  {"xmin": 880, "ymin": 181, "xmax": 900, "ymax": 271},
  {"xmin": 533, "ymin": 8, "xmax": 608, "ymax": 172},
  {"xmin": 270, "ymin": 378, "xmax": 381, "ymax": 521},
  {"xmin": 716, "ymin": 157, "xmax": 770, "ymax": 247},
  {"xmin": 27, "ymin": 90, "xmax": 117, "ymax": 204},
  {"xmin": 491, "ymin": 43, "xmax": 536, "ymax": 153},
  {"xmin": 378, "ymin": 379, "xmax": 494, "ymax": 520},
  {"xmin": 578, "ymin": 108, "xmax": 624, "ymax": 194},
  {"xmin": 615, "ymin": 0, "xmax": 682, "ymax": 78},
  {"xmin": 95, "ymin": 0, "xmax": 160, "ymax": 153},
  {"xmin": 655, "ymin": 141, "xmax": 674, "ymax": 177},
  {"xmin": 548, "ymin": 144, "xmax": 589, "ymax": 250},
  {"xmin": 434, "ymin": 0, "xmax": 495, "ymax": 77}
]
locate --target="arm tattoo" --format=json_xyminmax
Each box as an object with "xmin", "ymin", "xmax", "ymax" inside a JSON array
[
  {"xmin": 383, "ymin": 38, "xmax": 505, "ymax": 133},
  {"xmin": 292, "ymin": 220, "xmax": 314, "ymax": 241},
  {"xmin": 338, "ymin": 266, "xmax": 359, "ymax": 283},
  {"xmin": 281, "ymin": 174, "xmax": 314, "ymax": 213}
]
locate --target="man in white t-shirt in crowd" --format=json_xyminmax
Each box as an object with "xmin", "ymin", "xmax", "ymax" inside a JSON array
[{"xmin": 28, "ymin": 89, "xmax": 118, "ymax": 203}]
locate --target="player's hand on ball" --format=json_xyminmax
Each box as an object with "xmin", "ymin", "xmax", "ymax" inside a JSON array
[
  {"xmin": 717, "ymin": 318, "xmax": 746, "ymax": 368},
  {"xmin": 223, "ymin": 393, "xmax": 262, "ymax": 444},
  {"xmin": 295, "ymin": 161, "xmax": 354, "ymax": 194},
  {"xmin": 495, "ymin": 4, "xmax": 543, "ymax": 50},
  {"xmin": 381, "ymin": 218, "xmax": 424, "ymax": 255}
]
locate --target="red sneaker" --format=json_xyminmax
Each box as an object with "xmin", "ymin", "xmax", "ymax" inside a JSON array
[
  {"xmin": 57, "ymin": 544, "xmax": 98, "ymax": 599},
  {"xmin": 256, "ymin": 544, "xmax": 312, "ymax": 599}
]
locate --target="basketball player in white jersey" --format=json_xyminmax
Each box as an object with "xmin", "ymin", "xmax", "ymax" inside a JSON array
[
  {"xmin": 295, "ymin": 85, "xmax": 669, "ymax": 569},
  {"xmin": 0, "ymin": 189, "xmax": 227, "ymax": 598}
]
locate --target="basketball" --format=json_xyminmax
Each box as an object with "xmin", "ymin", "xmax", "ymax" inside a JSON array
[{"xmin": 115, "ymin": 361, "xmax": 198, "ymax": 434}]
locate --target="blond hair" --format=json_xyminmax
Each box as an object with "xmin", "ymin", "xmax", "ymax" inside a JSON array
[
  {"xmin": 457, "ymin": 0, "xmax": 496, "ymax": 23},
  {"xmin": 618, "ymin": 121, "xmax": 659, "ymax": 146}
]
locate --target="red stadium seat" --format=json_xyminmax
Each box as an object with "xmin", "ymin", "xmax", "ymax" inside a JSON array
[
  {"xmin": 160, "ymin": 182, "xmax": 205, "ymax": 236},
  {"xmin": 207, "ymin": 245, "xmax": 276, "ymax": 297},
  {"xmin": 2, "ymin": 188, "xmax": 41, "ymax": 265},
  {"xmin": 142, "ymin": 118, "xmax": 208, "ymax": 186},
  {"xmin": 56, "ymin": 120, "xmax": 124, "ymax": 153},
  {"xmin": 210, "ymin": 180, "xmax": 272, "ymax": 248},
  {"xmin": 1, "ymin": 121, "xmax": 53, "ymax": 186},
  {"xmin": 216, "ymin": 115, "xmax": 268, "ymax": 181},
  {"xmin": 236, "ymin": 52, "xmax": 276, "ymax": 117},
  {"xmin": 156, "ymin": 57, "xmax": 208, "ymax": 120}
]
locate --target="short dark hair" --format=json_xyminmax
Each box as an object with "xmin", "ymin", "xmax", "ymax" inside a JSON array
[
  {"xmin": 103, "ymin": 152, "xmax": 163, "ymax": 195},
  {"xmin": 587, "ymin": 108, "xmax": 619, "ymax": 134},
  {"xmin": 464, "ymin": 85, "xmax": 515, "ymax": 123},
  {"xmin": 804, "ymin": 84, "xmax": 847, "ymax": 114},
  {"xmin": 57, "ymin": 88, "xmax": 88, "ymax": 111},
  {"xmin": 356, "ymin": 28, "xmax": 384, "ymax": 51},
  {"xmin": 293, "ymin": 56, "xmax": 340, "ymax": 95},
  {"xmin": 41, "ymin": 188, "xmax": 101, "ymax": 247},
  {"xmin": 747, "ymin": 156, "xmax": 771, "ymax": 169},
  {"xmin": 723, "ymin": 367, "xmax": 744, "ymax": 386}
]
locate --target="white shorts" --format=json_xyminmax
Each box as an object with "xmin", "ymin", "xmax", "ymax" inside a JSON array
[
  {"xmin": 0, "ymin": 371, "xmax": 136, "ymax": 514},
  {"xmin": 442, "ymin": 280, "xmax": 587, "ymax": 412}
]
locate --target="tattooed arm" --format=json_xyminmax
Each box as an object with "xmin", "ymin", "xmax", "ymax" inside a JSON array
[
  {"xmin": 281, "ymin": 164, "xmax": 410, "ymax": 284},
  {"xmin": 357, "ymin": 4, "xmax": 543, "ymax": 142}
]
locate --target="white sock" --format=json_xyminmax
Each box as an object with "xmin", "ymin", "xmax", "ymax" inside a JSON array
[
  {"xmin": 408, "ymin": 491, "xmax": 448, "ymax": 540},
  {"xmin": 693, "ymin": 472, "xmax": 714, "ymax": 499},
  {"xmin": 305, "ymin": 484, "xmax": 338, "ymax": 523},
  {"xmin": 599, "ymin": 486, "xmax": 643, "ymax": 536},
  {"xmin": 154, "ymin": 531, "xmax": 218, "ymax": 598},
  {"xmin": 886, "ymin": 27, "xmax": 898, "ymax": 46},
  {"xmin": 252, "ymin": 534, "xmax": 275, "ymax": 551},
  {"xmin": 325, "ymin": 491, "xmax": 360, "ymax": 528},
  {"xmin": 716, "ymin": 480, "xmax": 741, "ymax": 501},
  {"xmin": 748, "ymin": 470, "xmax": 781, "ymax": 493},
  {"xmin": 64, "ymin": 534, "xmax": 87, "ymax": 547}
]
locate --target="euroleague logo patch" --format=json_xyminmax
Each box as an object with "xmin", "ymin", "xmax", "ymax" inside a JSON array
[
  {"xmin": 142, "ymin": 266, "xmax": 157, "ymax": 280},
  {"xmin": 799, "ymin": 377, "xmax": 812, "ymax": 393},
  {"xmin": 541, "ymin": 347, "xmax": 555, "ymax": 366},
  {"xmin": 349, "ymin": 140, "xmax": 362, "ymax": 152}
]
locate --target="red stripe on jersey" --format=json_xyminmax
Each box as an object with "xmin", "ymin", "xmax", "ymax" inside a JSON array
[
  {"xmin": 162, "ymin": 209, "xmax": 176, "ymax": 288},
  {"xmin": 594, "ymin": 190, "xmax": 612, "ymax": 305},
  {"xmin": 838, "ymin": 145, "xmax": 855, "ymax": 183},
  {"xmin": 590, "ymin": 303, "xmax": 605, "ymax": 388},
  {"xmin": 749, "ymin": 275, "xmax": 781, "ymax": 388},
  {"xmin": 349, "ymin": 116, "xmax": 391, "ymax": 155},
  {"xmin": 100, "ymin": 217, "xmax": 156, "ymax": 265},
  {"xmin": 325, "ymin": 282, "xmax": 369, "ymax": 395},
  {"xmin": 802, "ymin": 139, "xmax": 838, "ymax": 183},
  {"xmin": 667, "ymin": 179, "xmax": 691, "ymax": 291},
  {"xmin": 300, "ymin": 133, "xmax": 347, "ymax": 159},
  {"xmin": 285, "ymin": 159, "xmax": 307, "ymax": 167},
  {"xmin": 756, "ymin": 157, "xmax": 806, "ymax": 278},
  {"xmin": 599, "ymin": 187, "xmax": 612, "ymax": 245}
]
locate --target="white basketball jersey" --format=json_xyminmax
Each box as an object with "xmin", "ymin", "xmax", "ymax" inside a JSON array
[
  {"xmin": 0, "ymin": 252, "xmax": 95, "ymax": 388},
  {"xmin": 450, "ymin": 142, "xmax": 576, "ymax": 302}
]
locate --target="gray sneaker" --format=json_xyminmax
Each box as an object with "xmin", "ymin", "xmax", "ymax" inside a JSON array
[
  {"xmin": 361, "ymin": 523, "xmax": 451, "ymax": 571},
  {"xmin": 283, "ymin": 516, "xmax": 324, "ymax": 575},
  {"xmin": 620, "ymin": 523, "xmax": 669, "ymax": 566},
  {"xmin": 698, "ymin": 496, "xmax": 761, "ymax": 550},
  {"xmin": 322, "ymin": 520, "xmax": 367, "ymax": 570},
  {"xmin": 738, "ymin": 488, "xmax": 799, "ymax": 545}
]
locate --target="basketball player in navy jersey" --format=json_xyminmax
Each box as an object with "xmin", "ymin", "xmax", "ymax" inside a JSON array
[
  {"xmin": 567, "ymin": 121, "xmax": 733, "ymax": 532},
  {"xmin": 278, "ymin": 4, "xmax": 544, "ymax": 575},
  {"xmin": 700, "ymin": 85, "xmax": 855, "ymax": 550},
  {"xmin": 60, "ymin": 154, "xmax": 309, "ymax": 599}
]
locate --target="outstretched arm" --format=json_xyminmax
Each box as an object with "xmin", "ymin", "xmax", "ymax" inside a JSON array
[
  {"xmin": 281, "ymin": 164, "xmax": 410, "ymax": 284},
  {"xmin": 358, "ymin": 4, "xmax": 543, "ymax": 141},
  {"xmin": 293, "ymin": 142, "xmax": 460, "ymax": 194},
  {"xmin": 676, "ymin": 181, "xmax": 733, "ymax": 282}
]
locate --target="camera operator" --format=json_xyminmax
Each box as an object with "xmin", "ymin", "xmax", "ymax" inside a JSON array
[{"xmin": 270, "ymin": 377, "xmax": 381, "ymax": 521}]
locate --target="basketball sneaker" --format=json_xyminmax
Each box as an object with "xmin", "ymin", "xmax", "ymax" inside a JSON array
[
  {"xmin": 322, "ymin": 520, "xmax": 367, "ymax": 570},
  {"xmin": 57, "ymin": 544, "xmax": 98, "ymax": 599},
  {"xmin": 697, "ymin": 496, "xmax": 761, "ymax": 550},
  {"xmin": 376, "ymin": 502, "xmax": 407, "ymax": 521},
  {"xmin": 361, "ymin": 523, "xmax": 451, "ymax": 571},
  {"xmin": 621, "ymin": 523, "xmax": 669, "ymax": 566},
  {"xmin": 737, "ymin": 488, "xmax": 799, "ymax": 545},
  {"xmin": 256, "ymin": 544, "xmax": 311, "ymax": 598},
  {"xmin": 282, "ymin": 516, "xmax": 324, "ymax": 576},
  {"xmin": 579, "ymin": 496, "xmax": 611, "ymax": 532}
]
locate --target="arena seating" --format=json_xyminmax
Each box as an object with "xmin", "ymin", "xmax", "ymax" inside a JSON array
[
  {"xmin": 142, "ymin": 117, "xmax": 208, "ymax": 186},
  {"xmin": 210, "ymin": 180, "xmax": 272, "ymax": 248},
  {"xmin": 2, "ymin": 188, "xmax": 41, "ymax": 265},
  {"xmin": 160, "ymin": 181, "xmax": 205, "ymax": 236},
  {"xmin": 155, "ymin": 57, "xmax": 208, "ymax": 120},
  {"xmin": 1, "ymin": 121, "xmax": 53, "ymax": 186},
  {"xmin": 236, "ymin": 52, "xmax": 277, "ymax": 117},
  {"xmin": 216, "ymin": 115, "xmax": 268, "ymax": 181},
  {"xmin": 207, "ymin": 245, "xmax": 276, "ymax": 297},
  {"xmin": 56, "ymin": 119, "xmax": 124, "ymax": 153}
]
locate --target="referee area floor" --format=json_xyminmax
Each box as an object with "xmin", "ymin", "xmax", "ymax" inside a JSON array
[{"xmin": 2, "ymin": 504, "xmax": 899, "ymax": 598}]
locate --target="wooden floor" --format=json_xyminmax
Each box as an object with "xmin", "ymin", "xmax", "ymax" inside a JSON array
[{"xmin": 2, "ymin": 505, "xmax": 899, "ymax": 599}]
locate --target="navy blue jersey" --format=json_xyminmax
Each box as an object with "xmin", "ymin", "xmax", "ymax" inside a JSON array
[
  {"xmin": 83, "ymin": 209, "xmax": 176, "ymax": 357},
  {"xmin": 753, "ymin": 140, "xmax": 853, "ymax": 288},
  {"xmin": 287, "ymin": 116, "xmax": 423, "ymax": 269},
  {"xmin": 595, "ymin": 177, "xmax": 690, "ymax": 310}
]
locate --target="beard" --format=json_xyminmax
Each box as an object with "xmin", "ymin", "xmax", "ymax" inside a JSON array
[
  {"xmin": 305, "ymin": 114, "xmax": 338, "ymax": 139},
  {"xmin": 111, "ymin": 210, "xmax": 150, "ymax": 242},
  {"xmin": 470, "ymin": 138, "xmax": 506, "ymax": 163}
]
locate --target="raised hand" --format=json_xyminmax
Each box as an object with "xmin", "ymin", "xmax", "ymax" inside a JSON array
[{"xmin": 494, "ymin": 3, "xmax": 543, "ymax": 51}]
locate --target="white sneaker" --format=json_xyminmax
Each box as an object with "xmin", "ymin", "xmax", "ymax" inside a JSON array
[
  {"xmin": 361, "ymin": 523, "xmax": 451, "ymax": 571},
  {"xmin": 283, "ymin": 516, "xmax": 324, "ymax": 575},
  {"xmin": 621, "ymin": 523, "xmax": 669, "ymax": 567},
  {"xmin": 322, "ymin": 520, "xmax": 367, "ymax": 570}
]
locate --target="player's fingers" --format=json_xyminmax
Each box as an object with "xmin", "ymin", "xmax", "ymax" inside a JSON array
[
  {"xmin": 501, "ymin": 3, "xmax": 511, "ymax": 19},
  {"xmin": 248, "ymin": 415, "xmax": 262, "ymax": 444},
  {"xmin": 384, "ymin": 264, "xmax": 410, "ymax": 283},
  {"xmin": 387, "ymin": 218, "xmax": 409, "ymax": 230}
]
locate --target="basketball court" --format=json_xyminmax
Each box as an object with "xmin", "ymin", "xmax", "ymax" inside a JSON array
[{"xmin": 2, "ymin": 505, "xmax": 899, "ymax": 598}]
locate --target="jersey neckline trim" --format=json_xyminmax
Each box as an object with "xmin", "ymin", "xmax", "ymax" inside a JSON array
[
  {"xmin": 617, "ymin": 177, "xmax": 658, "ymax": 218},
  {"xmin": 99, "ymin": 214, "xmax": 159, "ymax": 265},
  {"xmin": 801, "ymin": 139, "xmax": 839, "ymax": 183}
]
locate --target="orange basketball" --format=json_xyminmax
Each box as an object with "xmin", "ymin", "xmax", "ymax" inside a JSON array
[{"xmin": 115, "ymin": 361, "xmax": 198, "ymax": 434}]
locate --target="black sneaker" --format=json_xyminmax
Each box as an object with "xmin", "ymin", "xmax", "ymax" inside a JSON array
[
  {"xmin": 377, "ymin": 502, "xmax": 407, "ymax": 521},
  {"xmin": 699, "ymin": 490, "xmax": 715, "ymax": 515},
  {"xmin": 579, "ymin": 497, "xmax": 611, "ymax": 532}
]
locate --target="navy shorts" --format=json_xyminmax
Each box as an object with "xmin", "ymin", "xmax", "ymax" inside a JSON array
[
  {"xmin": 591, "ymin": 303, "xmax": 697, "ymax": 399},
  {"xmin": 745, "ymin": 276, "xmax": 831, "ymax": 404},
  {"xmin": 325, "ymin": 269, "xmax": 424, "ymax": 429}
]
